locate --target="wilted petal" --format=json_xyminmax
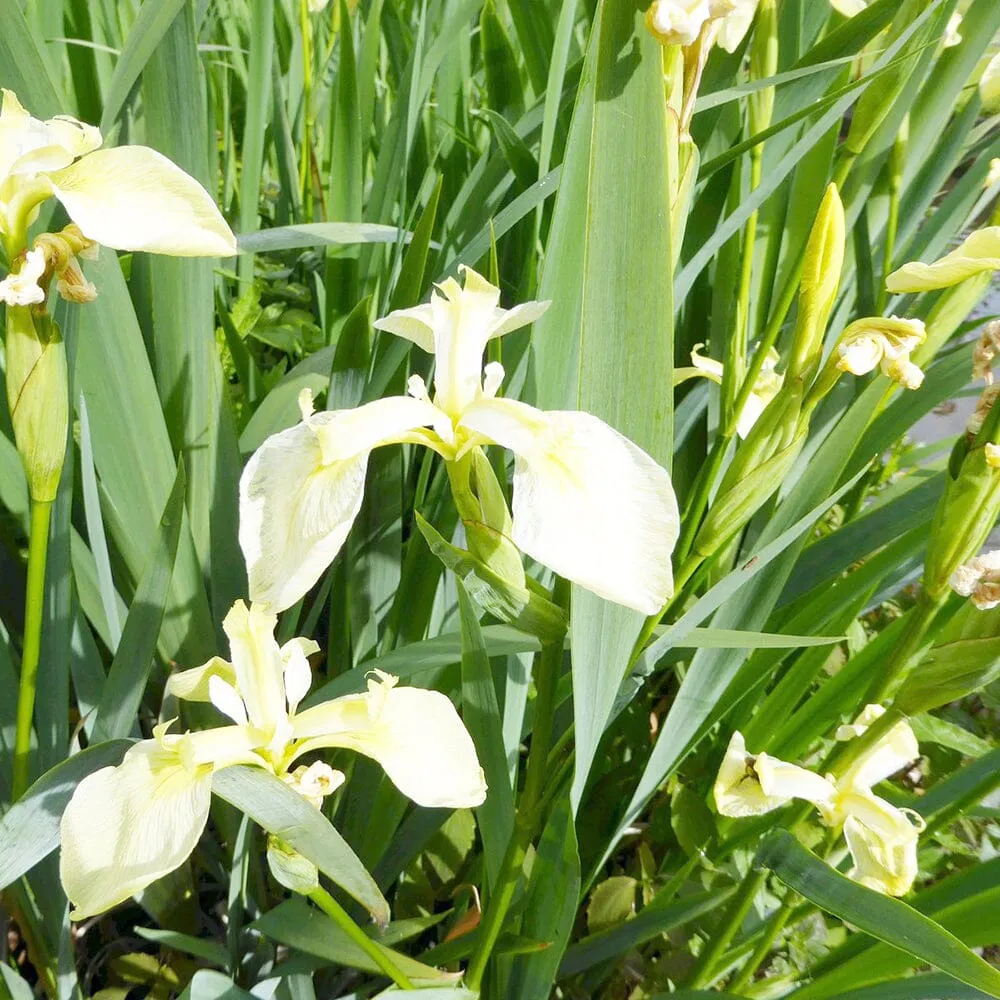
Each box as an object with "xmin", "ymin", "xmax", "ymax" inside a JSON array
[
  {"xmin": 291, "ymin": 675, "xmax": 487, "ymax": 808},
  {"xmin": 239, "ymin": 396, "xmax": 439, "ymax": 611},
  {"xmin": 59, "ymin": 741, "xmax": 212, "ymax": 918},
  {"xmin": 48, "ymin": 146, "xmax": 237, "ymax": 256},
  {"xmin": 460, "ymin": 398, "xmax": 678, "ymax": 614},
  {"xmin": 886, "ymin": 228, "xmax": 1000, "ymax": 293},
  {"xmin": 837, "ymin": 336, "xmax": 883, "ymax": 375},
  {"xmin": 841, "ymin": 794, "xmax": 923, "ymax": 897},
  {"xmin": 0, "ymin": 247, "xmax": 46, "ymax": 306}
]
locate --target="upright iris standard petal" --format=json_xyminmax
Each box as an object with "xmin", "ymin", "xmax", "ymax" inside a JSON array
[
  {"xmin": 47, "ymin": 146, "xmax": 237, "ymax": 257},
  {"xmin": 886, "ymin": 228, "xmax": 1000, "ymax": 293},
  {"xmin": 291, "ymin": 674, "xmax": 487, "ymax": 808},
  {"xmin": 459, "ymin": 397, "xmax": 679, "ymax": 615},
  {"xmin": 222, "ymin": 600, "xmax": 286, "ymax": 733},
  {"xmin": 239, "ymin": 395, "xmax": 440, "ymax": 611},
  {"xmin": 59, "ymin": 741, "xmax": 212, "ymax": 919}
]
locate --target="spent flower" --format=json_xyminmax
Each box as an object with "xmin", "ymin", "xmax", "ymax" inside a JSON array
[
  {"xmin": 950, "ymin": 550, "xmax": 1000, "ymax": 610},
  {"xmin": 59, "ymin": 600, "xmax": 486, "ymax": 918},
  {"xmin": 240, "ymin": 266, "xmax": 679, "ymax": 615},
  {"xmin": 715, "ymin": 706, "xmax": 923, "ymax": 896},
  {"xmin": 974, "ymin": 321, "xmax": 1000, "ymax": 384}
]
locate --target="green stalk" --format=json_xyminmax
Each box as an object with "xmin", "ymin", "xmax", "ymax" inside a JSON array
[
  {"xmin": 12, "ymin": 499, "xmax": 53, "ymax": 800},
  {"xmin": 298, "ymin": 0, "xmax": 315, "ymax": 216},
  {"xmin": 308, "ymin": 886, "xmax": 414, "ymax": 990},
  {"xmin": 687, "ymin": 868, "xmax": 767, "ymax": 990},
  {"xmin": 727, "ymin": 891, "xmax": 794, "ymax": 994},
  {"xmin": 465, "ymin": 620, "xmax": 566, "ymax": 991}
]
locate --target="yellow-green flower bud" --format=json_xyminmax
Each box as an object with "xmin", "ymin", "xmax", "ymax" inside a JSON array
[
  {"xmin": 981, "ymin": 52, "xmax": 1000, "ymax": 114},
  {"xmin": 5, "ymin": 307, "xmax": 68, "ymax": 502},
  {"xmin": 787, "ymin": 184, "xmax": 845, "ymax": 382},
  {"xmin": 924, "ymin": 444, "xmax": 1000, "ymax": 601},
  {"xmin": 266, "ymin": 836, "xmax": 320, "ymax": 894},
  {"xmin": 447, "ymin": 446, "xmax": 526, "ymax": 590}
]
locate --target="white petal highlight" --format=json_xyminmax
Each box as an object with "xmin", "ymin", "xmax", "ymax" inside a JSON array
[
  {"xmin": 291, "ymin": 678, "xmax": 487, "ymax": 809},
  {"xmin": 460, "ymin": 398, "xmax": 679, "ymax": 614},
  {"xmin": 0, "ymin": 247, "xmax": 46, "ymax": 306},
  {"xmin": 59, "ymin": 741, "xmax": 212, "ymax": 918},
  {"xmin": 48, "ymin": 146, "xmax": 237, "ymax": 257}
]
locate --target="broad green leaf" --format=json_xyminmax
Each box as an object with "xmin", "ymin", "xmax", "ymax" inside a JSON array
[
  {"xmin": 239, "ymin": 223, "xmax": 409, "ymax": 254},
  {"xmin": 100, "ymin": 0, "xmax": 186, "ymax": 132},
  {"xmin": 133, "ymin": 928, "xmax": 229, "ymax": 967},
  {"xmin": 757, "ymin": 830, "xmax": 1000, "ymax": 999},
  {"xmin": 529, "ymin": 0, "xmax": 674, "ymax": 813},
  {"xmin": 456, "ymin": 581, "xmax": 515, "ymax": 888},
  {"xmin": 212, "ymin": 766, "xmax": 389, "ymax": 926},
  {"xmin": 91, "ymin": 462, "xmax": 185, "ymax": 742},
  {"xmin": 0, "ymin": 741, "xmax": 130, "ymax": 890},
  {"xmin": 251, "ymin": 896, "xmax": 458, "ymax": 984}
]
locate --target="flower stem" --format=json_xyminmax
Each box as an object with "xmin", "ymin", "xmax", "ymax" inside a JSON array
[
  {"xmin": 465, "ymin": 606, "xmax": 567, "ymax": 991},
  {"xmin": 308, "ymin": 886, "xmax": 414, "ymax": 990},
  {"xmin": 727, "ymin": 890, "xmax": 794, "ymax": 994},
  {"xmin": 12, "ymin": 499, "xmax": 53, "ymax": 801},
  {"xmin": 687, "ymin": 867, "xmax": 767, "ymax": 990}
]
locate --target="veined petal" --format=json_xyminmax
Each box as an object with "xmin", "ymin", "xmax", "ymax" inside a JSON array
[
  {"xmin": 841, "ymin": 795, "xmax": 922, "ymax": 896},
  {"xmin": 59, "ymin": 740, "xmax": 212, "ymax": 918},
  {"xmin": 459, "ymin": 398, "xmax": 679, "ymax": 614},
  {"xmin": 222, "ymin": 600, "xmax": 285, "ymax": 733},
  {"xmin": 372, "ymin": 302, "xmax": 436, "ymax": 354},
  {"xmin": 166, "ymin": 656, "xmax": 238, "ymax": 703},
  {"xmin": 714, "ymin": 731, "xmax": 834, "ymax": 817},
  {"xmin": 48, "ymin": 146, "xmax": 237, "ymax": 256},
  {"xmin": 886, "ymin": 228, "xmax": 1000, "ymax": 293},
  {"xmin": 239, "ymin": 397, "xmax": 440, "ymax": 611},
  {"xmin": 838, "ymin": 704, "xmax": 919, "ymax": 792},
  {"xmin": 291, "ymin": 679, "xmax": 487, "ymax": 808},
  {"xmin": 485, "ymin": 298, "xmax": 550, "ymax": 340},
  {"xmin": 173, "ymin": 724, "xmax": 265, "ymax": 770}
]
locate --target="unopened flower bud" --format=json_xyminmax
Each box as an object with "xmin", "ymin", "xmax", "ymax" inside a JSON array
[
  {"xmin": 943, "ymin": 11, "xmax": 962, "ymax": 48},
  {"xmin": 982, "ymin": 53, "xmax": 1000, "ymax": 114},
  {"xmin": 788, "ymin": 184, "xmax": 845, "ymax": 381},
  {"xmin": 266, "ymin": 836, "xmax": 320, "ymax": 894},
  {"xmin": 5, "ymin": 309, "xmax": 68, "ymax": 502}
]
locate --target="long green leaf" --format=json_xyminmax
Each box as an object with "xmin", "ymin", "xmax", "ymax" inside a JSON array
[{"xmin": 757, "ymin": 830, "xmax": 1000, "ymax": 999}]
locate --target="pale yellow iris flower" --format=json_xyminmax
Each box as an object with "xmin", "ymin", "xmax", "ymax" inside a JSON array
[
  {"xmin": 645, "ymin": 0, "xmax": 758, "ymax": 52},
  {"xmin": 59, "ymin": 600, "xmax": 486, "ymax": 918},
  {"xmin": 715, "ymin": 705, "xmax": 924, "ymax": 896},
  {"xmin": 679, "ymin": 344, "xmax": 783, "ymax": 438},
  {"xmin": 239, "ymin": 266, "xmax": 679, "ymax": 615},
  {"xmin": 886, "ymin": 229, "xmax": 1000, "ymax": 294},
  {"xmin": 0, "ymin": 88, "xmax": 235, "ymax": 303},
  {"xmin": 834, "ymin": 316, "xmax": 926, "ymax": 389}
]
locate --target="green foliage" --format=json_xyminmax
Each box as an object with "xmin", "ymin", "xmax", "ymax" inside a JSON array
[{"xmin": 2, "ymin": 0, "xmax": 1000, "ymax": 998}]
